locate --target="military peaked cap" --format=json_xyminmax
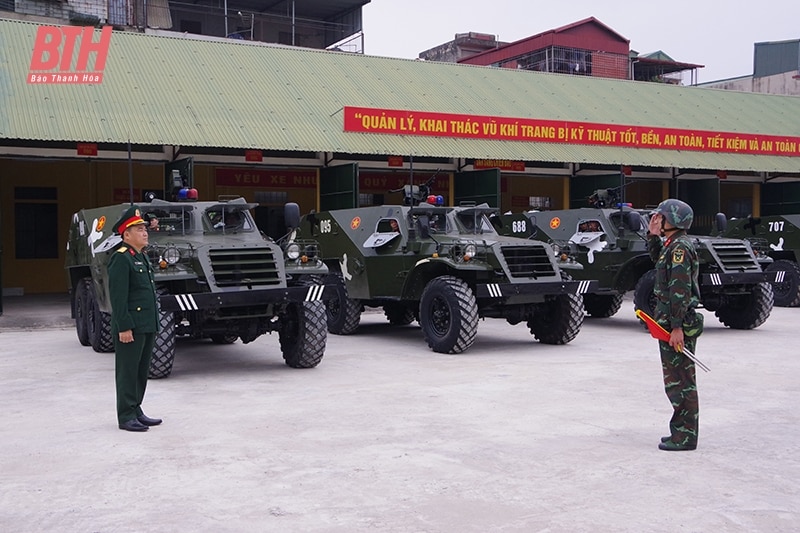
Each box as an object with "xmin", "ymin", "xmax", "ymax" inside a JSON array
[{"xmin": 112, "ymin": 205, "xmax": 147, "ymax": 234}]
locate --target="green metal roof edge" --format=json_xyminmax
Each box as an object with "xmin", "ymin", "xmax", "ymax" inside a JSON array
[{"xmin": 2, "ymin": 18, "xmax": 800, "ymax": 173}]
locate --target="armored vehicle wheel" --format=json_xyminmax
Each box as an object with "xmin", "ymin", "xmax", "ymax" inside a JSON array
[
  {"xmin": 75, "ymin": 278, "xmax": 91, "ymax": 346},
  {"xmin": 583, "ymin": 293, "xmax": 624, "ymax": 318},
  {"xmin": 633, "ymin": 269, "xmax": 658, "ymax": 320},
  {"xmin": 280, "ymin": 295, "xmax": 327, "ymax": 369},
  {"xmin": 766, "ymin": 260, "xmax": 800, "ymax": 307},
  {"xmin": 715, "ymin": 282, "xmax": 773, "ymax": 330},
  {"xmin": 280, "ymin": 276, "xmax": 327, "ymax": 368},
  {"xmin": 528, "ymin": 292, "xmax": 584, "ymax": 344},
  {"xmin": 86, "ymin": 282, "xmax": 114, "ymax": 353},
  {"xmin": 149, "ymin": 288, "xmax": 176, "ymax": 379},
  {"xmin": 325, "ymin": 272, "xmax": 361, "ymax": 335},
  {"xmin": 384, "ymin": 303, "xmax": 416, "ymax": 326},
  {"xmin": 210, "ymin": 334, "xmax": 238, "ymax": 344},
  {"xmin": 419, "ymin": 276, "xmax": 478, "ymax": 354}
]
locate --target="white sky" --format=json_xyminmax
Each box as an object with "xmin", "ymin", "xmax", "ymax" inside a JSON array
[{"xmin": 361, "ymin": 0, "xmax": 799, "ymax": 83}]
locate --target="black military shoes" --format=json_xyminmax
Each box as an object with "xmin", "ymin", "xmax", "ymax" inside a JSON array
[
  {"xmin": 137, "ymin": 414, "xmax": 162, "ymax": 426},
  {"xmin": 118, "ymin": 414, "xmax": 161, "ymax": 431},
  {"xmin": 658, "ymin": 440, "xmax": 697, "ymax": 451},
  {"xmin": 119, "ymin": 418, "xmax": 149, "ymax": 432}
]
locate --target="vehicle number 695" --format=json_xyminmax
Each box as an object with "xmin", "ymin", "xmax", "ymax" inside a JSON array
[{"xmin": 320, "ymin": 219, "xmax": 333, "ymax": 233}]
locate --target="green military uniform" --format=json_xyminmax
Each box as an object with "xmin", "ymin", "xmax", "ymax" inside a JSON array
[
  {"xmin": 648, "ymin": 230, "xmax": 703, "ymax": 449},
  {"xmin": 108, "ymin": 207, "xmax": 159, "ymax": 426}
]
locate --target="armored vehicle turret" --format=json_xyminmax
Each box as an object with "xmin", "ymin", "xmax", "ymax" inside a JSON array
[
  {"xmin": 723, "ymin": 213, "xmax": 800, "ymax": 307},
  {"xmin": 497, "ymin": 192, "xmax": 780, "ymax": 330},
  {"xmin": 65, "ymin": 198, "xmax": 329, "ymax": 378},
  {"xmin": 298, "ymin": 193, "xmax": 597, "ymax": 354}
]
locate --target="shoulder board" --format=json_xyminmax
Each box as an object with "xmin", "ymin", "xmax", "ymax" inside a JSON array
[{"xmin": 117, "ymin": 246, "xmax": 128, "ymax": 253}]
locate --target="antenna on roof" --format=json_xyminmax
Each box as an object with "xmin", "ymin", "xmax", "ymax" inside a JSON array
[{"xmin": 128, "ymin": 138, "xmax": 134, "ymax": 205}]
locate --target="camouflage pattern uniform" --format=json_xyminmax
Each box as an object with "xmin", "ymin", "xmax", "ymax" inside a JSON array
[{"xmin": 648, "ymin": 230, "xmax": 702, "ymax": 448}]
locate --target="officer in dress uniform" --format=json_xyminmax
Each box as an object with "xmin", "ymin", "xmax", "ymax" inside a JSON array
[
  {"xmin": 108, "ymin": 205, "xmax": 162, "ymax": 432},
  {"xmin": 647, "ymin": 199, "xmax": 703, "ymax": 451}
]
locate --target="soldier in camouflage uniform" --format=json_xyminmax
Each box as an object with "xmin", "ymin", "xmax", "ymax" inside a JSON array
[{"xmin": 647, "ymin": 199, "xmax": 703, "ymax": 451}]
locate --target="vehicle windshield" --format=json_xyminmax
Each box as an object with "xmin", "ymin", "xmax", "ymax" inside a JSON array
[
  {"xmin": 144, "ymin": 205, "xmax": 194, "ymax": 235},
  {"xmin": 454, "ymin": 212, "xmax": 496, "ymax": 235},
  {"xmin": 427, "ymin": 213, "xmax": 450, "ymax": 234},
  {"xmin": 577, "ymin": 219, "xmax": 603, "ymax": 233},
  {"xmin": 205, "ymin": 206, "xmax": 254, "ymax": 232}
]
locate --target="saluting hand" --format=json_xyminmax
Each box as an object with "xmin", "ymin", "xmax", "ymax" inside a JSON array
[{"xmin": 648, "ymin": 213, "xmax": 662, "ymax": 236}]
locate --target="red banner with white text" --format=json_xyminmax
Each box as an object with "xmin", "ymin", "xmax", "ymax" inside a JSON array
[{"xmin": 343, "ymin": 106, "xmax": 800, "ymax": 157}]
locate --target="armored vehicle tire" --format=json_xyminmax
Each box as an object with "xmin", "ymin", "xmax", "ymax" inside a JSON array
[
  {"xmin": 210, "ymin": 334, "xmax": 238, "ymax": 344},
  {"xmin": 419, "ymin": 276, "xmax": 479, "ymax": 354},
  {"xmin": 75, "ymin": 278, "xmax": 91, "ymax": 346},
  {"xmin": 583, "ymin": 293, "xmax": 624, "ymax": 318},
  {"xmin": 528, "ymin": 292, "xmax": 585, "ymax": 344},
  {"xmin": 766, "ymin": 260, "xmax": 800, "ymax": 307},
  {"xmin": 86, "ymin": 283, "xmax": 114, "ymax": 353},
  {"xmin": 384, "ymin": 303, "xmax": 416, "ymax": 326},
  {"xmin": 149, "ymin": 289, "xmax": 176, "ymax": 379},
  {"xmin": 633, "ymin": 269, "xmax": 658, "ymax": 320},
  {"xmin": 715, "ymin": 282, "xmax": 774, "ymax": 330},
  {"xmin": 325, "ymin": 272, "xmax": 361, "ymax": 335},
  {"xmin": 280, "ymin": 297, "xmax": 327, "ymax": 369}
]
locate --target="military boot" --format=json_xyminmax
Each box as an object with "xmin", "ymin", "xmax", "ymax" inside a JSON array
[{"xmin": 658, "ymin": 440, "xmax": 697, "ymax": 451}]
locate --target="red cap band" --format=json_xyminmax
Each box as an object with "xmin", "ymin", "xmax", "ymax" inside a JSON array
[{"xmin": 118, "ymin": 215, "xmax": 145, "ymax": 234}]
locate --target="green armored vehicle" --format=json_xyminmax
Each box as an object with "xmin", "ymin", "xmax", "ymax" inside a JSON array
[
  {"xmin": 65, "ymin": 197, "xmax": 329, "ymax": 378},
  {"xmin": 298, "ymin": 187, "xmax": 597, "ymax": 354},
  {"xmin": 723, "ymin": 214, "xmax": 800, "ymax": 307},
  {"xmin": 497, "ymin": 190, "xmax": 778, "ymax": 330}
]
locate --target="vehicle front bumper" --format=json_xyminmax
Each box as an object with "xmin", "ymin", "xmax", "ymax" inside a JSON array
[
  {"xmin": 701, "ymin": 270, "xmax": 783, "ymax": 287},
  {"xmin": 475, "ymin": 279, "xmax": 597, "ymax": 303},
  {"xmin": 158, "ymin": 283, "xmax": 331, "ymax": 312}
]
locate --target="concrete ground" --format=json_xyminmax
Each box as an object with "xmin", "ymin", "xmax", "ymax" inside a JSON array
[{"xmin": 0, "ymin": 294, "xmax": 798, "ymax": 532}]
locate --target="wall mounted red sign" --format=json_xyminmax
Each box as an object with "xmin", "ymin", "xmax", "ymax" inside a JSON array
[
  {"xmin": 77, "ymin": 143, "xmax": 98, "ymax": 156},
  {"xmin": 388, "ymin": 155, "xmax": 404, "ymax": 167},
  {"xmin": 343, "ymin": 106, "xmax": 800, "ymax": 157},
  {"xmin": 215, "ymin": 168, "xmax": 316, "ymax": 188},
  {"xmin": 244, "ymin": 150, "xmax": 263, "ymax": 162},
  {"xmin": 474, "ymin": 159, "xmax": 525, "ymax": 171}
]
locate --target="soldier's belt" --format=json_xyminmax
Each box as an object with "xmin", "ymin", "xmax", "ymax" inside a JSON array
[
  {"xmin": 475, "ymin": 279, "xmax": 596, "ymax": 300},
  {"xmin": 701, "ymin": 271, "xmax": 782, "ymax": 286},
  {"xmin": 158, "ymin": 283, "xmax": 331, "ymax": 312}
]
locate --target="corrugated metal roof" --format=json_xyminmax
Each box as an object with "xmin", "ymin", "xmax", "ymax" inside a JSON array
[{"xmin": 2, "ymin": 18, "xmax": 800, "ymax": 173}]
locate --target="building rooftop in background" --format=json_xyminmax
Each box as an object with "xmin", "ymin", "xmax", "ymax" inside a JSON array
[
  {"xmin": 1, "ymin": 0, "xmax": 370, "ymax": 53},
  {"xmin": 698, "ymin": 38, "xmax": 800, "ymax": 95},
  {"xmin": 419, "ymin": 32, "xmax": 508, "ymax": 63},
  {"xmin": 423, "ymin": 17, "xmax": 702, "ymax": 85},
  {"xmin": 633, "ymin": 50, "xmax": 704, "ymax": 85}
]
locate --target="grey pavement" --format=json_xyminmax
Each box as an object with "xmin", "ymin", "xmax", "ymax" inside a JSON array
[{"xmin": 0, "ymin": 295, "xmax": 798, "ymax": 532}]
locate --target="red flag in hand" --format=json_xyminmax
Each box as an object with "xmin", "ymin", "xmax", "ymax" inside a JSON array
[{"xmin": 635, "ymin": 308, "xmax": 710, "ymax": 372}]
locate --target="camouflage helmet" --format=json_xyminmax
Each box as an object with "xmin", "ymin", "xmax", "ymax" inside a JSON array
[{"xmin": 653, "ymin": 199, "xmax": 694, "ymax": 230}]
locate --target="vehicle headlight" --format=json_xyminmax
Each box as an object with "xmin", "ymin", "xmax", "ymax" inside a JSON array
[
  {"xmin": 286, "ymin": 243, "xmax": 301, "ymax": 260},
  {"xmin": 163, "ymin": 246, "xmax": 181, "ymax": 265},
  {"xmin": 550, "ymin": 243, "xmax": 561, "ymax": 255},
  {"xmin": 464, "ymin": 244, "xmax": 477, "ymax": 260},
  {"xmin": 304, "ymin": 244, "xmax": 318, "ymax": 259}
]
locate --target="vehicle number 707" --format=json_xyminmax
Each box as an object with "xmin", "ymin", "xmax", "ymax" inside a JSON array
[{"xmin": 768, "ymin": 221, "xmax": 784, "ymax": 232}]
